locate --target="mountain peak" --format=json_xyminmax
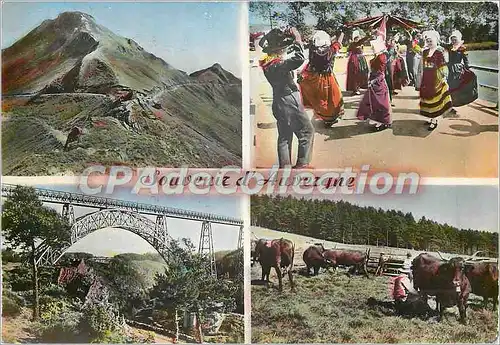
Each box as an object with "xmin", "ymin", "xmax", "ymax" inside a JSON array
[
  {"xmin": 190, "ymin": 63, "xmax": 240, "ymax": 84},
  {"xmin": 57, "ymin": 11, "xmax": 95, "ymax": 21}
]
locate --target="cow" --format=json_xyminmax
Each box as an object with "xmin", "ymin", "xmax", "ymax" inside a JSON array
[
  {"xmin": 411, "ymin": 251, "xmax": 479, "ymax": 324},
  {"xmin": 323, "ymin": 248, "xmax": 370, "ymax": 277},
  {"xmin": 465, "ymin": 261, "xmax": 498, "ymax": 310},
  {"xmin": 434, "ymin": 256, "xmax": 471, "ymax": 324},
  {"xmin": 410, "ymin": 253, "xmax": 442, "ymax": 297},
  {"xmin": 251, "ymin": 238, "xmax": 266, "ymax": 267},
  {"xmin": 303, "ymin": 244, "xmax": 329, "ymax": 276},
  {"xmin": 255, "ymin": 238, "xmax": 295, "ymax": 292}
]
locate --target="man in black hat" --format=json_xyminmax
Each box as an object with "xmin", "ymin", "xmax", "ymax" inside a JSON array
[{"xmin": 258, "ymin": 27, "xmax": 314, "ymax": 169}]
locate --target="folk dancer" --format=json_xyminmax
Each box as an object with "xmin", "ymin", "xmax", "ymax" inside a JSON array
[
  {"xmin": 392, "ymin": 40, "xmax": 410, "ymax": 93},
  {"xmin": 403, "ymin": 32, "xmax": 416, "ymax": 86},
  {"xmin": 445, "ymin": 30, "xmax": 478, "ymax": 108},
  {"xmin": 417, "ymin": 30, "xmax": 453, "ymax": 130},
  {"xmin": 357, "ymin": 37, "xmax": 392, "ymax": 131},
  {"xmin": 346, "ymin": 30, "xmax": 370, "ymax": 95},
  {"xmin": 299, "ymin": 30, "xmax": 345, "ymax": 128},
  {"xmin": 259, "ymin": 27, "xmax": 314, "ymax": 169},
  {"xmin": 412, "ymin": 32, "xmax": 425, "ymax": 91},
  {"xmin": 385, "ymin": 34, "xmax": 400, "ymax": 105}
]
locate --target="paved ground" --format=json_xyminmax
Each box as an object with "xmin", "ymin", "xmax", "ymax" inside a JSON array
[{"xmin": 250, "ymin": 53, "xmax": 498, "ymax": 178}]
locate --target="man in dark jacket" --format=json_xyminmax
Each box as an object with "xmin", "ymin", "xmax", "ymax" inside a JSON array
[{"xmin": 259, "ymin": 27, "xmax": 314, "ymax": 169}]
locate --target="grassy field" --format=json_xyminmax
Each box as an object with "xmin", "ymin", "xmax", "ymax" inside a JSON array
[{"xmin": 251, "ymin": 227, "xmax": 499, "ymax": 343}]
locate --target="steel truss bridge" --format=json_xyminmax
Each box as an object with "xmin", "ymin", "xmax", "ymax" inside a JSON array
[{"xmin": 1, "ymin": 184, "xmax": 243, "ymax": 276}]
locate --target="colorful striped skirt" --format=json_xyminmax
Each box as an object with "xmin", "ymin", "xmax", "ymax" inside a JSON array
[{"xmin": 419, "ymin": 68, "xmax": 452, "ymax": 118}]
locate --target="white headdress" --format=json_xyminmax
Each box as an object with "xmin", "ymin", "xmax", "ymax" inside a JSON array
[
  {"xmin": 423, "ymin": 30, "xmax": 440, "ymax": 47},
  {"xmin": 370, "ymin": 37, "xmax": 386, "ymax": 55},
  {"xmin": 352, "ymin": 30, "xmax": 361, "ymax": 41},
  {"xmin": 448, "ymin": 30, "xmax": 464, "ymax": 45},
  {"xmin": 312, "ymin": 30, "xmax": 331, "ymax": 47}
]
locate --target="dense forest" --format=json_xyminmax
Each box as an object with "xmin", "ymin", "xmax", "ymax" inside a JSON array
[
  {"xmin": 250, "ymin": 2, "xmax": 499, "ymax": 44},
  {"xmin": 251, "ymin": 195, "xmax": 498, "ymax": 257}
]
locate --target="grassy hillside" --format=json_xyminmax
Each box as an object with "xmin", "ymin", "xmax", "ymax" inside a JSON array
[
  {"xmin": 2, "ymin": 83, "xmax": 241, "ymax": 175},
  {"xmin": 2, "ymin": 11, "xmax": 242, "ymax": 174}
]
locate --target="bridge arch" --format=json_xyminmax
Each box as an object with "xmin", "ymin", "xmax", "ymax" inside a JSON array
[{"xmin": 37, "ymin": 208, "xmax": 173, "ymax": 265}]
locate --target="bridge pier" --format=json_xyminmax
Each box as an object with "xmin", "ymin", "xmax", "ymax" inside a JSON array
[
  {"xmin": 237, "ymin": 225, "xmax": 243, "ymax": 249},
  {"xmin": 62, "ymin": 203, "xmax": 75, "ymax": 225},
  {"xmin": 154, "ymin": 215, "xmax": 168, "ymax": 248},
  {"xmin": 198, "ymin": 221, "xmax": 216, "ymax": 278}
]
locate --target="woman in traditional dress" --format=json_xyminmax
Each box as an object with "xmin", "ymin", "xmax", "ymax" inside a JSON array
[
  {"xmin": 299, "ymin": 30, "xmax": 344, "ymax": 128},
  {"xmin": 346, "ymin": 30, "xmax": 370, "ymax": 95},
  {"xmin": 418, "ymin": 30, "xmax": 453, "ymax": 130},
  {"xmin": 384, "ymin": 37, "xmax": 396, "ymax": 104},
  {"xmin": 392, "ymin": 42, "xmax": 410, "ymax": 92},
  {"xmin": 357, "ymin": 38, "xmax": 392, "ymax": 131},
  {"xmin": 445, "ymin": 30, "xmax": 478, "ymax": 107},
  {"xmin": 411, "ymin": 32, "xmax": 424, "ymax": 91}
]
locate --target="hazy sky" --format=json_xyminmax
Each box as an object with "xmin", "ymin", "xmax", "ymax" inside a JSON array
[
  {"xmin": 2, "ymin": 1, "xmax": 243, "ymax": 77},
  {"xmin": 302, "ymin": 185, "xmax": 499, "ymax": 232},
  {"xmin": 2, "ymin": 182, "xmax": 243, "ymax": 256}
]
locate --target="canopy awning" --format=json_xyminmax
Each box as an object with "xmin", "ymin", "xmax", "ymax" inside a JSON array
[{"xmin": 345, "ymin": 14, "xmax": 424, "ymax": 31}]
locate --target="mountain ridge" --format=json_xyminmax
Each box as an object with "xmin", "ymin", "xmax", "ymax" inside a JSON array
[{"xmin": 2, "ymin": 11, "xmax": 242, "ymax": 174}]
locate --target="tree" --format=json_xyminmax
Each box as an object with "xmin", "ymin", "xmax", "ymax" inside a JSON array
[
  {"xmin": 2, "ymin": 186, "xmax": 70, "ymax": 320},
  {"xmin": 249, "ymin": 2, "xmax": 281, "ymax": 29},
  {"xmin": 93, "ymin": 256, "xmax": 149, "ymax": 316},
  {"xmin": 150, "ymin": 239, "xmax": 237, "ymax": 343}
]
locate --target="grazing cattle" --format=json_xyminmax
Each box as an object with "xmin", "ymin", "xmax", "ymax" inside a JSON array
[
  {"xmin": 303, "ymin": 245, "xmax": 329, "ymax": 276},
  {"xmin": 411, "ymin": 252, "xmax": 479, "ymax": 324},
  {"xmin": 323, "ymin": 248, "xmax": 370, "ymax": 277},
  {"xmin": 410, "ymin": 253, "xmax": 442, "ymax": 296},
  {"xmin": 434, "ymin": 256, "xmax": 471, "ymax": 324},
  {"xmin": 465, "ymin": 261, "xmax": 499, "ymax": 310},
  {"xmin": 255, "ymin": 238, "xmax": 295, "ymax": 291},
  {"xmin": 251, "ymin": 238, "xmax": 268, "ymax": 267}
]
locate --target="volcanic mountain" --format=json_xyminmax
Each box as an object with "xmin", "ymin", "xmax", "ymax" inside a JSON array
[
  {"xmin": 2, "ymin": 12, "xmax": 242, "ymax": 174},
  {"xmin": 189, "ymin": 63, "xmax": 240, "ymax": 84}
]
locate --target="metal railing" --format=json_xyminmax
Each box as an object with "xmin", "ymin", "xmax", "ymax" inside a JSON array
[
  {"xmin": 469, "ymin": 64, "xmax": 498, "ymax": 91},
  {"xmin": 1, "ymin": 183, "xmax": 243, "ymax": 226},
  {"xmin": 469, "ymin": 64, "xmax": 498, "ymax": 108}
]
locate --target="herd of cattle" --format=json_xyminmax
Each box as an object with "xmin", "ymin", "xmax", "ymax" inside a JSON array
[{"xmin": 251, "ymin": 237, "xmax": 498, "ymax": 323}]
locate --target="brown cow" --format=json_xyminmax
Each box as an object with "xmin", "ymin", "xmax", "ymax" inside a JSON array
[
  {"xmin": 465, "ymin": 261, "xmax": 499, "ymax": 310},
  {"xmin": 412, "ymin": 252, "xmax": 479, "ymax": 324},
  {"xmin": 323, "ymin": 248, "xmax": 370, "ymax": 277},
  {"xmin": 435, "ymin": 256, "xmax": 471, "ymax": 324},
  {"xmin": 255, "ymin": 238, "xmax": 295, "ymax": 291},
  {"xmin": 303, "ymin": 245, "xmax": 329, "ymax": 276},
  {"xmin": 251, "ymin": 238, "xmax": 266, "ymax": 267}
]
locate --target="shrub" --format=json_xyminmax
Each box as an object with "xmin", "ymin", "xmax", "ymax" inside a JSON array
[
  {"xmin": 1, "ymin": 248, "xmax": 23, "ymax": 263},
  {"xmin": 465, "ymin": 42, "xmax": 499, "ymax": 51},
  {"xmin": 35, "ymin": 300, "xmax": 81, "ymax": 342},
  {"xmin": 79, "ymin": 304, "xmax": 126, "ymax": 343},
  {"xmin": 2, "ymin": 294, "xmax": 22, "ymax": 317}
]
